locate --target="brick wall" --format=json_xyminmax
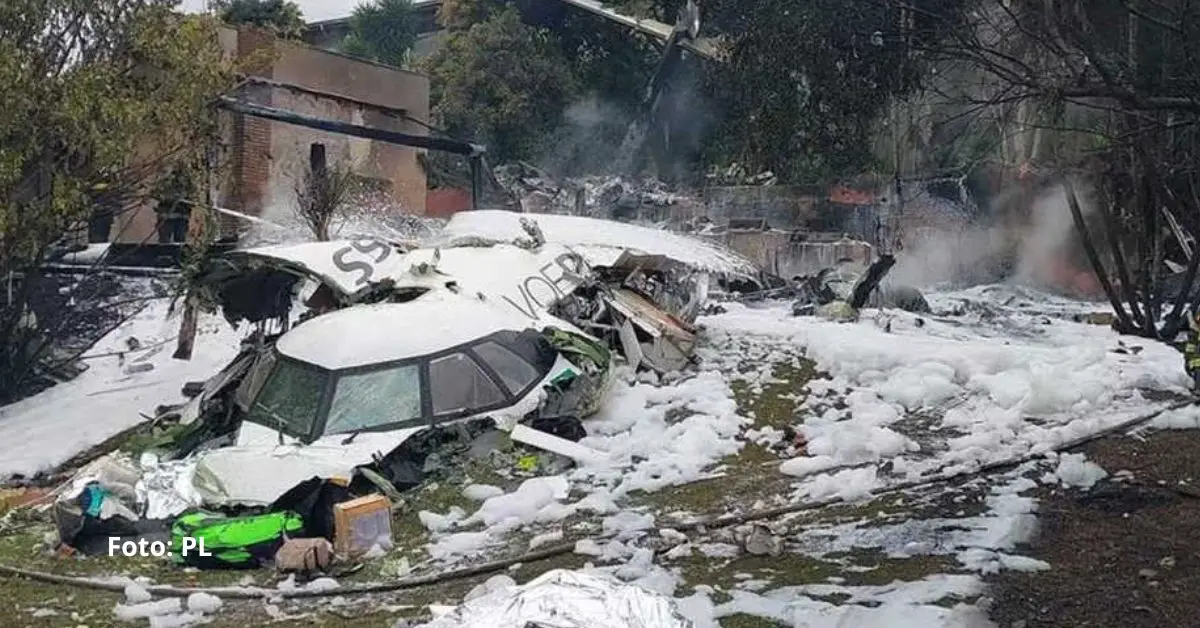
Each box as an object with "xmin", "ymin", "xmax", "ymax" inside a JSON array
[
  {"xmin": 230, "ymin": 29, "xmax": 274, "ymax": 230},
  {"xmin": 112, "ymin": 26, "xmax": 431, "ymax": 244},
  {"xmin": 259, "ymin": 38, "xmax": 430, "ymax": 222}
]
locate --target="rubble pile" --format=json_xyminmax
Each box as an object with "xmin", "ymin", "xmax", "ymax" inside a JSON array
[
  {"xmin": 734, "ymin": 254, "xmax": 931, "ymax": 322},
  {"xmin": 704, "ymin": 162, "xmax": 779, "ymax": 187},
  {"xmin": 492, "ymin": 163, "xmax": 688, "ymax": 220}
]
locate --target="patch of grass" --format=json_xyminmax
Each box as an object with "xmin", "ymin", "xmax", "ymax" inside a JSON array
[
  {"xmin": 509, "ymin": 551, "xmax": 591, "ymax": 582},
  {"xmin": 2, "ymin": 574, "xmax": 119, "ymax": 628},
  {"xmin": 674, "ymin": 551, "xmax": 842, "ymax": 593},
  {"xmin": 633, "ymin": 468, "xmax": 795, "ymax": 514},
  {"xmin": 729, "ymin": 358, "xmax": 822, "ymax": 431},
  {"xmin": 632, "ymin": 357, "xmax": 824, "ymax": 515},
  {"xmin": 829, "ymin": 549, "xmax": 961, "ymax": 587},
  {"xmin": 387, "ymin": 453, "xmax": 519, "ymax": 558},
  {"xmin": 720, "ymin": 614, "xmax": 785, "ymax": 628},
  {"xmin": 0, "ymin": 524, "xmax": 477, "ymax": 628},
  {"xmin": 0, "ymin": 527, "xmax": 261, "ymax": 587}
]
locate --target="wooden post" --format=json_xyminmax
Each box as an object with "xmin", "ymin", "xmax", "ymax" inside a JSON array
[{"xmin": 470, "ymin": 155, "xmax": 482, "ymax": 210}]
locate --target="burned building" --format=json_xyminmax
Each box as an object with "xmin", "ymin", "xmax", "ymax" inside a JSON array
[{"xmin": 109, "ymin": 26, "xmax": 432, "ymax": 246}]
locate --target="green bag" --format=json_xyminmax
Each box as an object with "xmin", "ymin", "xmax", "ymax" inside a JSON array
[{"xmin": 170, "ymin": 510, "xmax": 304, "ymax": 569}]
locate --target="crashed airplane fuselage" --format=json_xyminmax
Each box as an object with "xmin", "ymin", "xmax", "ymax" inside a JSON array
[
  {"xmin": 144, "ymin": 211, "xmax": 760, "ymax": 511},
  {"xmin": 185, "ymin": 291, "xmax": 612, "ymax": 508},
  {"xmin": 204, "ymin": 211, "xmax": 761, "ymax": 374}
]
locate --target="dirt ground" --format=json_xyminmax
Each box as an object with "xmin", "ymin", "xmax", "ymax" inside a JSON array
[{"xmin": 989, "ymin": 429, "xmax": 1200, "ymax": 628}]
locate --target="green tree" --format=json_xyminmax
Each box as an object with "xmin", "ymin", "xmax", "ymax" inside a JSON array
[
  {"xmin": 422, "ymin": 8, "xmax": 580, "ymax": 162},
  {"xmin": 695, "ymin": 0, "xmax": 968, "ymax": 183},
  {"xmin": 438, "ymin": 0, "xmax": 656, "ymax": 112},
  {"xmin": 341, "ymin": 0, "xmax": 419, "ymax": 68},
  {"xmin": 433, "ymin": 0, "xmax": 660, "ymax": 173},
  {"xmin": 432, "ymin": 0, "xmax": 966, "ymax": 183},
  {"xmin": 0, "ymin": 0, "xmax": 234, "ymax": 402},
  {"xmin": 214, "ymin": 0, "xmax": 304, "ymax": 38}
]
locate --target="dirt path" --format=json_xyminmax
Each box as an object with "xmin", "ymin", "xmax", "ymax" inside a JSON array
[{"xmin": 989, "ymin": 430, "xmax": 1200, "ymax": 628}]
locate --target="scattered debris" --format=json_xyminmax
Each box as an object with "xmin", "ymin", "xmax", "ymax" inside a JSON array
[
  {"xmin": 492, "ymin": 163, "xmax": 687, "ymax": 219},
  {"xmin": 742, "ymin": 524, "xmax": 783, "ymax": 557},
  {"xmin": 415, "ymin": 569, "xmax": 695, "ymax": 628},
  {"xmin": 787, "ymin": 254, "xmax": 931, "ymax": 320}
]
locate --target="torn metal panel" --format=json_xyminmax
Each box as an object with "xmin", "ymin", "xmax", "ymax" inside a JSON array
[
  {"xmin": 606, "ymin": 289, "xmax": 696, "ymax": 373},
  {"xmin": 849, "ymin": 254, "xmax": 896, "ymax": 309},
  {"xmin": 398, "ymin": 244, "xmax": 591, "ymax": 323},
  {"xmin": 193, "ymin": 445, "xmax": 361, "ymax": 508},
  {"xmin": 177, "ymin": 344, "xmax": 260, "ymax": 426},
  {"xmin": 196, "ymin": 239, "xmax": 421, "ymax": 325},
  {"xmin": 788, "ymin": 255, "xmax": 930, "ymax": 317},
  {"xmin": 607, "ymin": 251, "xmax": 710, "ymax": 325},
  {"xmin": 191, "ymin": 421, "xmax": 427, "ymax": 508},
  {"xmin": 229, "ymin": 240, "xmax": 410, "ymax": 295},
  {"xmin": 508, "ymin": 424, "xmax": 605, "ymax": 466},
  {"xmin": 608, "ymin": 289, "xmax": 696, "ymax": 339},
  {"xmin": 617, "ymin": 318, "xmax": 644, "ymax": 367}
]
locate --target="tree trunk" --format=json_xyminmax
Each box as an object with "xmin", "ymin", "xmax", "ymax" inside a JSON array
[
  {"xmin": 1102, "ymin": 193, "xmax": 1145, "ymax": 329},
  {"xmin": 1065, "ymin": 180, "xmax": 1136, "ymax": 332},
  {"xmin": 172, "ymin": 293, "xmax": 200, "ymax": 361},
  {"xmin": 173, "ymin": 198, "xmax": 208, "ymax": 361}
]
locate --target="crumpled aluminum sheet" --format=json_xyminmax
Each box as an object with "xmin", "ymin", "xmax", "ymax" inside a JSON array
[
  {"xmin": 134, "ymin": 455, "xmax": 203, "ymax": 520},
  {"xmin": 418, "ymin": 569, "xmax": 695, "ymax": 628}
]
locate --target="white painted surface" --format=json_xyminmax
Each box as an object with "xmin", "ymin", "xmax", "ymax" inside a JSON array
[
  {"xmin": 437, "ymin": 210, "xmax": 760, "ymax": 277},
  {"xmin": 275, "ymin": 292, "xmax": 538, "ymax": 369}
]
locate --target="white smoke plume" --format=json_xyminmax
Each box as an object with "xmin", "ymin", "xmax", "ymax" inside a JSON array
[{"xmin": 889, "ymin": 179, "xmax": 1098, "ymax": 292}]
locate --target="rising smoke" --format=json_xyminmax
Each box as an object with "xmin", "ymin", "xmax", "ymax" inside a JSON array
[
  {"xmin": 538, "ymin": 58, "xmax": 713, "ymax": 182},
  {"xmin": 889, "ymin": 179, "xmax": 1100, "ymax": 294}
]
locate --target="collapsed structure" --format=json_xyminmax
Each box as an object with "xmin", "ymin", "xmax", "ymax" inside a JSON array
[{"xmin": 50, "ymin": 210, "xmax": 768, "ymax": 564}]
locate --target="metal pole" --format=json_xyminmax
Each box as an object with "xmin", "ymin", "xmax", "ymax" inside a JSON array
[{"xmin": 218, "ymin": 97, "xmax": 483, "ymax": 157}]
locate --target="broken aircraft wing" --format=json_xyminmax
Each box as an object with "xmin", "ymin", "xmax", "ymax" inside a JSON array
[{"xmin": 436, "ymin": 210, "xmax": 762, "ymax": 283}]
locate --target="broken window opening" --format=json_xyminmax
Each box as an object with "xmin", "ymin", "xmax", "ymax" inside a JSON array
[
  {"xmin": 472, "ymin": 341, "xmax": 541, "ymax": 396},
  {"xmin": 310, "ymin": 143, "xmax": 327, "ymax": 176},
  {"xmin": 244, "ymin": 359, "xmax": 328, "ymax": 439},
  {"xmin": 428, "ymin": 352, "xmax": 506, "ymax": 416},
  {"xmin": 325, "ymin": 364, "xmax": 422, "ymax": 435}
]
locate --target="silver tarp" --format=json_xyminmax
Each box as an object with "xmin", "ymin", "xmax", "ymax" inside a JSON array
[
  {"xmin": 134, "ymin": 454, "xmax": 203, "ymax": 520},
  {"xmin": 417, "ymin": 569, "xmax": 695, "ymax": 628}
]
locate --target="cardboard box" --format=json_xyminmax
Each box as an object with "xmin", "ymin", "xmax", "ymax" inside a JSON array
[{"xmin": 333, "ymin": 494, "xmax": 392, "ymax": 556}]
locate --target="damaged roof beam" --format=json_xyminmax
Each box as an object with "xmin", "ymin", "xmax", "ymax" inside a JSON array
[{"xmin": 217, "ymin": 97, "xmax": 486, "ymax": 157}]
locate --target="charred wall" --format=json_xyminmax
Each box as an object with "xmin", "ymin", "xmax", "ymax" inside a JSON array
[{"xmin": 110, "ymin": 26, "xmax": 431, "ymax": 244}]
